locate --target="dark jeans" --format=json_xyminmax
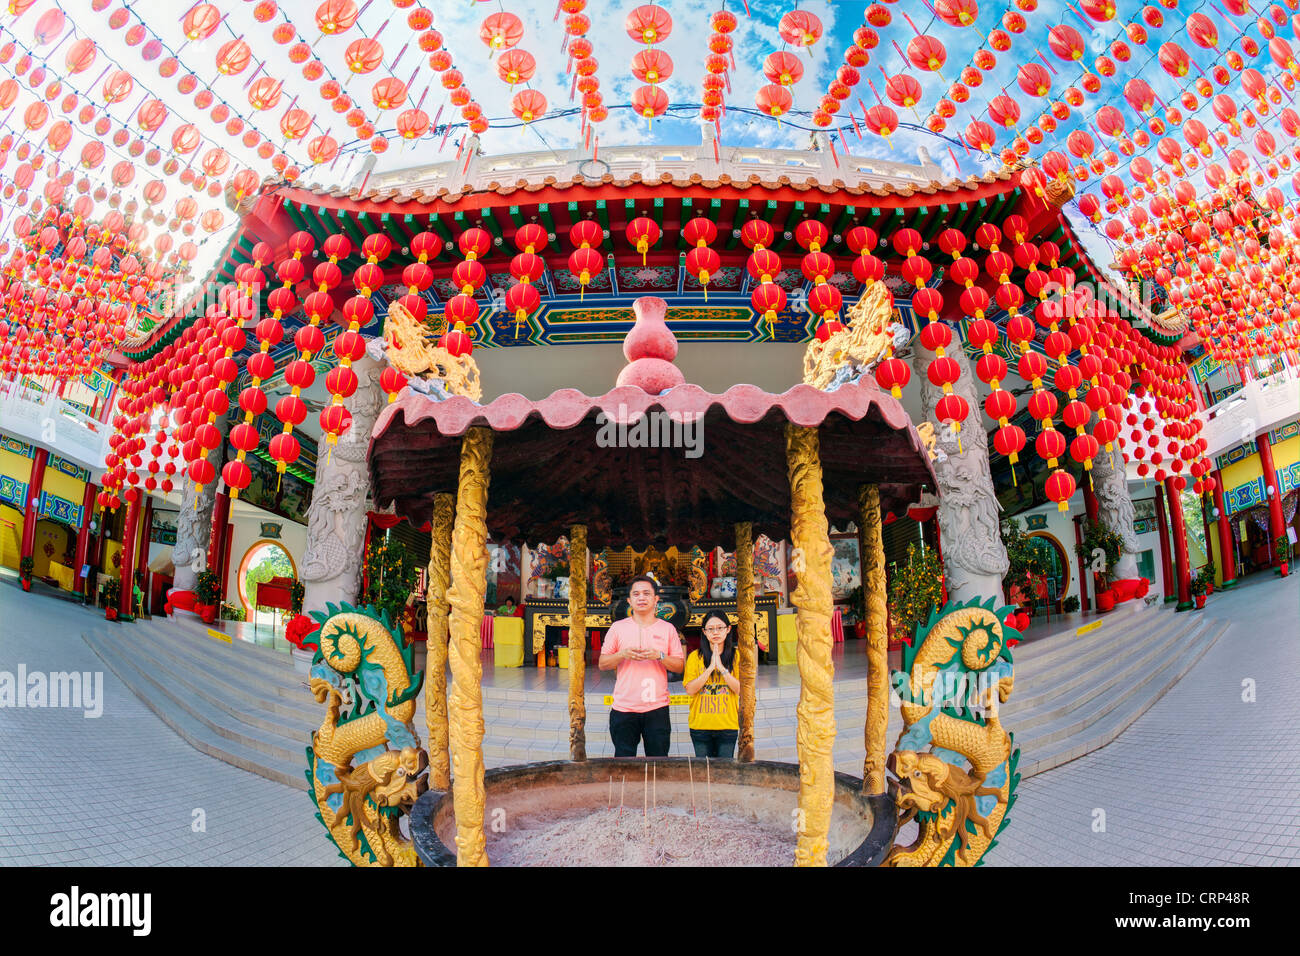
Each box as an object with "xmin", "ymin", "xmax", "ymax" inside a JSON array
[
  {"xmin": 690, "ymin": 729, "xmax": 737, "ymax": 759},
  {"xmin": 609, "ymin": 706, "xmax": 671, "ymax": 757}
]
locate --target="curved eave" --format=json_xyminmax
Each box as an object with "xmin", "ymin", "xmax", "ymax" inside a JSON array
[
  {"xmin": 286, "ymin": 167, "xmax": 1023, "ymax": 216},
  {"xmin": 127, "ymin": 166, "xmax": 1034, "ymax": 358},
  {"xmin": 368, "ymin": 378, "xmax": 936, "ymax": 549}
]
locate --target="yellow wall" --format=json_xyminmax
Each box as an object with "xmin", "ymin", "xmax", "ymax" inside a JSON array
[
  {"xmin": 0, "ymin": 447, "xmax": 35, "ymax": 493},
  {"xmin": 1273, "ymin": 436, "xmax": 1300, "ymax": 472},
  {"xmin": 0, "ymin": 503, "xmax": 21, "ymax": 570},
  {"xmin": 1222, "ymin": 454, "xmax": 1262, "ymax": 496},
  {"xmin": 31, "ymin": 520, "xmax": 74, "ymax": 578},
  {"xmin": 102, "ymin": 538, "xmax": 122, "ymax": 577},
  {"xmin": 42, "ymin": 467, "xmax": 86, "ymax": 515},
  {"xmin": 1221, "ymin": 435, "xmax": 1300, "ymax": 501}
]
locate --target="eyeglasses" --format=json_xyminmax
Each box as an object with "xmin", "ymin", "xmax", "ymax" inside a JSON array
[{"xmin": 703, "ymin": 625, "xmax": 729, "ymax": 633}]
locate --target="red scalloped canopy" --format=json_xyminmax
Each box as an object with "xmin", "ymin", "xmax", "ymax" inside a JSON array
[{"xmin": 368, "ymin": 379, "xmax": 935, "ymax": 549}]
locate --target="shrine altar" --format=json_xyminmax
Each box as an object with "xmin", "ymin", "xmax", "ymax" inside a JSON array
[{"xmin": 522, "ymin": 595, "xmax": 778, "ymax": 666}]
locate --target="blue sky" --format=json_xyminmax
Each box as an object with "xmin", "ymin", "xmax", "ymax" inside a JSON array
[{"xmin": 3, "ymin": 1, "xmax": 1297, "ymax": 296}]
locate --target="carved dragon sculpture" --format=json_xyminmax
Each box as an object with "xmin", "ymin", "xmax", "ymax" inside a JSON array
[
  {"xmin": 884, "ymin": 599, "xmax": 1020, "ymax": 867},
  {"xmin": 803, "ymin": 279, "xmax": 902, "ymax": 390},
  {"xmin": 382, "ymin": 299, "xmax": 482, "ymax": 401},
  {"xmin": 306, "ymin": 602, "xmax": 427, "ymax": 867}
]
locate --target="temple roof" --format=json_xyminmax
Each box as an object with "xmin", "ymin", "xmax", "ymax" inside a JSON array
[{"xmin": 368, "ymin": 378, "xmax": 934, "ymax": 550}]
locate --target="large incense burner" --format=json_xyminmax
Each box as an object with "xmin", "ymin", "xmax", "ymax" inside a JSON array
[{"xmin": 409, "ymin": 759, "xmax": 896, "ymax": 867}]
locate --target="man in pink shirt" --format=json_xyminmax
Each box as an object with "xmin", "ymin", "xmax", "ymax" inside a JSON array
[{"xmin": 598, "ymin": 575, "xmax": 685, "ymax": 757}]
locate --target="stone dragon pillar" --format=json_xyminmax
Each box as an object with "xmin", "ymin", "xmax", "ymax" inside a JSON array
[
  {"xmin": 910, "ymin": 341, "xmax": 1010, "ymax": 602},
  {"xmin": 1089, "ymin": 442, "xmax": 1140, "ymax": 581},
  {"xmin": 785, "ymin": 424, "xmax": 836, "ymax": 867},
  {"xmin": 302, "ymin": 357, "xmax": 385, "ymax": 616}
]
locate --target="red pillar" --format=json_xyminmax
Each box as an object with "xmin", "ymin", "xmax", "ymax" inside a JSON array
[
  {"xmin": 219, "ymin": 518, "xmax": 234, "ymax": 605},
  {"xmin": 72, "ymin": 482, "xmax": 98, "ymax": 593},
  {"xmin": 1200, "ymin": 492, "xmax": 1215, "ymax": 579},
  {"xmin": 1073, "ymin": 516, "xmax": 1090, "ymax": 612},
  {"xmin": 1211, "ymin": 469, "xmax": 1237, "ymax": 587},
  {"xmin": 208, "ymin": 491, "xmax": 230, "ymax": 574},
  {"xmin": 1083, "ymin": 481, "xmax": 1100, "ymax": 526},
  {"xmin": 118, "ymin": 492, "xmax": 141, "ymax": 616},
  {"xmin": 1155, "ymin": 488, "xmax": 1175, "ymax": 599},
  {"xmin": 1165, "ymin": 478, "xmax": 1193, "ymax": 610},
  {"xmin": 19, "ymin": 448, "xmax": 49, "ymax": 564},
  {"xmin": 1256, "ymin": 433, "xmax": 1288, "ymax": 566},
  {"xmin": 140, "ymin": 496, "xmax": 154, "ymax": 614}
]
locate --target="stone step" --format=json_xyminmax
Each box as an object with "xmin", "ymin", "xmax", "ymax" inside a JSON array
[
  {"xmin": 1006, "ymin": 614, "xmax": 1183, "ymax": 706},
  {"xmin": 133, "ymin": 620, "xmax": 319, "ymax": 717},
  {"xmin": 140, "ymin": 616, "xmax": 300, "ymax": 685},
  {"xmin": 1007, "ymin": 616, "xmax": 1223, "ymax": 756},
  {"xmin": 1018, "ymin": 617, "xmax": 1229, "ymax": 777},
  {"xmin": 1002, "ymin": 612, "xmax": 1191, "ymax": 725},
  {"xmin": 85, "ymin": 630, "xmax": 307, "ymax": 770},
  {"xmin": 125, "ymin": 625, "xmax": 319, "ymax": 738},
  {"xmin": 84, "ymin": 630, "xmax": 306, "ymax": 789},
  {"xmin": 1012, "ymin": 601, "xmax": 1150, "ymax": 675}
]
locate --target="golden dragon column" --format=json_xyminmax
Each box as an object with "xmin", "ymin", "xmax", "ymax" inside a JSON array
[
  {"xmin": 568, "ymin": 524, "xmax": 588, "ymax": 760},
  {"xmin": 425, "ymin": 491, "xmax": 454, "ymax": 792},
  {"xmin": 446, "ymin": 427, "xmax": 493, "ymax": 866},
  {"xmin": 785, "ymin": 424, "xmax": 836, "ymax": 866},
  {"xmin": 858, "ymin": 483, "xmax": 889, "ymax": 795},
  {"xmin": 735, "ymin": 521, "xmax": 757, "ymax": 762}
]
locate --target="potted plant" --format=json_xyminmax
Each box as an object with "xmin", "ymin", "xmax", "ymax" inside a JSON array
[
  {"xmin": 101, "ymin": 578, "xmax": 120, "ymax": 621},
  {"xmin": 545, "ymin": 560, "xmax": 571, "ymax": 601},
  {"xmin": 290, "ymin": 579, "xmax": 305, "ymax": 616},
  {"xmin": 1001, "ymin": 518, "xmax": 1046, "ymax": 617},
  {"xmin": 362, "ymin": 537, "xmax": 419, "ymax": 628},
  {"xmin": 219, "ymin": 602, "xmax": 246, "ymax": 622},
  {"xmin": 1063, "ymin": 595, "xmax": 1080, "ymax": 614},
  {"xmin": 1189, "ymin": 568, "xmax": 1208, "ymax": 609},
  {"xmin": 1075, "ymin": 518, "xmax": 1124, "ymax": 603},
  {"xmin": 195, "ymin": 570, "xmax": 220, "ymax": 624},
  {"xmin": 18, "ymin": 555, "xmax": 33, "ymax": 591},
  {"xmin": 1201, "ymin": 559, "xmax": 1215, "ymax": 595},
  {"xmin": 842, "ymin": 585, "xmax": 867, "ymax": 638},
  {"xmin": 887, "ymin": 543, "xmax": 944, "ymax": 647},
  {"xmin": 1277, "ymin": 534, "xmax": 1290, "ymax": 576}
]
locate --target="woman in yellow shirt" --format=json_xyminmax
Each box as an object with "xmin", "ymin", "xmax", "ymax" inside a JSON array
[{"xmin": 682, "ymin": 612, "xmax": 741, "ymax": 758}]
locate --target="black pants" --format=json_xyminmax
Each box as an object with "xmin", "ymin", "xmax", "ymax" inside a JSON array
[
  {"xmin": 609, "ymin": 707, "xmax": 671, "ymax": 757},
  {"xmin": 690, "ymin": 729, "xmax": 738, "ymax": 759}
]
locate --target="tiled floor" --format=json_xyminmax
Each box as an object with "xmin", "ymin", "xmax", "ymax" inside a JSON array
[
  {"xmin": 983, "ymin": 571, "xmax": 1300, "ymax": 867},
  {"xmin": 3, "ymin": 570, "xmax": 1295, "ymax": 866},
  {"xmin": 0, "ymin": 579, "xmax": 343, "ymax": 867}
]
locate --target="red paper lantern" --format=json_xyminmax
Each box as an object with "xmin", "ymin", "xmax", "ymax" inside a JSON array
[{"xmin": 1045, "ymin": 469, "xmax": 1077, "ymax": 512}]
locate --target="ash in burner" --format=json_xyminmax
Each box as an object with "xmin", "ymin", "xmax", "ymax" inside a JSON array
[{"xmin": 486, "ymin": 805, "xmax": 796, "ymax": 867}]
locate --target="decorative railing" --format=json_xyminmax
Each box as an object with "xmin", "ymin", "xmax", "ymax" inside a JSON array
[
  {"xmin": 0, "ymin": 379, "xmax": 111, "ymax": 473},
  {"xmin": 348, "ymin": 140, "xmax": 947, "ymax": 198},
  {"xmin": 1201, "ymin": 366, "xmax": 1300, "ymax": 459}
]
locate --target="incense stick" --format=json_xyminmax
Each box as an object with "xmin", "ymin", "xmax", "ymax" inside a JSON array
[
  {"xmin": 618, "ymin": 774, "xmax": 625, "ymax": 822},
  {"xmin": 652, "ymin": 761, "xmax": 656, "ymax": 813},
  {"xmin": 608, "ymin": 775, "xmax": 612, "ymax": 809},
  {"xmin": 643, "ymin": 761, "xmax": 648, "ymax": 825},
  {"xmin": 706, "ymin": 757, "xmax": 712, "ymax": 817},
  {"xmin": 689, "ymin": 755, "xmax": 698, "ymax": 828}
]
